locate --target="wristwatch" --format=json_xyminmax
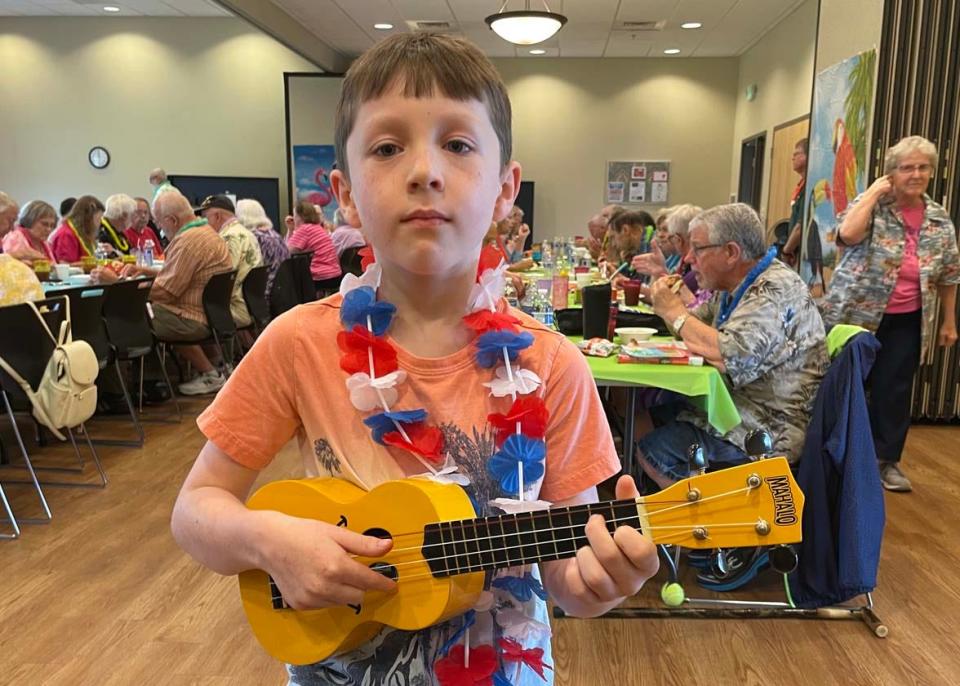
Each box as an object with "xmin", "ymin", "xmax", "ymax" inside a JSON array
[{"xmin": 672, "ymin": 313, "xmax": 689, "ymax": 333}]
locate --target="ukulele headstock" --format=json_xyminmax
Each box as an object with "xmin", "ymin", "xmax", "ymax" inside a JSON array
[{"xmin": 638, "ymin": 457, "xmax": 804, "ymax": 549}]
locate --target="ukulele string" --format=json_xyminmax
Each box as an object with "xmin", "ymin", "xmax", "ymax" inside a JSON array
[{"xmin": 349, "ymin": 485, "xmax": 756, "ymax": 559}]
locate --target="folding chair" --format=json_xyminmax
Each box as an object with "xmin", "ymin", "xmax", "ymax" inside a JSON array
[
  {"xmin": 269, "ymin": 258, "xmax": 300, "ymax": 319},
  {"xmin": 339, "ymin": 245, "xmax": 365, "ymax": 278},
  {"xmin": 290, "ymin": 250, "xmax": 317, "ymax": 303},
  {"xmin": 0, "ymin": 297, "xmax": 107, "ymax": 538},
  {"xmin": 156, "ymin": 270, "xmax": 238, "ymax": 380},
  {"xmin": 239, "ymin": 264, "xmax": 270, "ymax": 338},
  {"xmin": 101, "ymin": 278, "xmax": 181, "ymax": 424}
]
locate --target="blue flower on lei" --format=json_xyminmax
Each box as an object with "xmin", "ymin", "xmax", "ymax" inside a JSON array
[
  {"xmin": 492, "ymin": 572, "xmax": 548, "ymax": 602},
  {"xmin": 488, "ymin": 434, "xmax": 546, "ymax": 493},
  {"xmin": 474, "ymin": 331, "xmax": 534, "ymax": 369},
  {"xmin": 363, "ymin": 408, "xmax": 427, "ymax": 445},
  {"xmin": 340, "ymin": 286, "xmax": 396, "ymax": 336}
]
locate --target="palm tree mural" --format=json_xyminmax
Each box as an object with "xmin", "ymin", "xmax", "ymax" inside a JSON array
[{"xmin": 844, "ymin": 49, "xmax": 876, "ymax": 177}]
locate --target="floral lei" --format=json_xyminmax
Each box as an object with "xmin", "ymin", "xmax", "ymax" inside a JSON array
[{"xmin": 337, "ymin": 245, "xmax": 553, "ymax": 685}]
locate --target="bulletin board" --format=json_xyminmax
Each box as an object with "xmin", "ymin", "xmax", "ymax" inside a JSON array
[{"xmin": 605, "ymin": 160, "xmax": 671, "ymax": 206}]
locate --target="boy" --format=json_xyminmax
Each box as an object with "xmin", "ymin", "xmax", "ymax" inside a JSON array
[{"xmin": 171, "ymin": 33, "xmax": 658, "ymax": 685}]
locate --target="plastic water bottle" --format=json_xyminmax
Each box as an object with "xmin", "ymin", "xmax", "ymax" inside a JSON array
[
  {"xmin": 541, "ymin": 240, "xmax": 554, "ymax": 270},
  {"xmin": 143, "ymin": 239, "xmax": 154, "ymax": 267},
  {"xmin": 535, "ymin": 289, "xmax": 554, "ymax": 328},
  {"xmin": 552, "ymin": 256, "xmax": 569, "ymax": 311}
]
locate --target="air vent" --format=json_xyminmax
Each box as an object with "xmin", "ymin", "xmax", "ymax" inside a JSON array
[
  {"xmin": 614, "ymin": 20, "xmax": 666, "ymax": 32},
  {"xmin": 405, "ymin": 20, "xmax": 454, "ymax": 32}
]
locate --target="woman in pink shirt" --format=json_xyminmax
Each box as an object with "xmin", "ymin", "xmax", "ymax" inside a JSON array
[
  {"xmin": 49, "ymin": 195, "xmax": 103, "ymax": 264},
  {"xmin": 2, "ymin": 200, "xmax": 58, "ymax": 264},
  {"xmin": 285, "ymin": 199, "xmax": 341, "ymax": 297}
]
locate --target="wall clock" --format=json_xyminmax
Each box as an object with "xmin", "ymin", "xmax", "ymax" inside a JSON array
[{"xmin": 88, "ymin": 146, "xmax": 110, "ymax": 169}]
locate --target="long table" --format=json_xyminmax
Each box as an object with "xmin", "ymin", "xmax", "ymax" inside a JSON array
[{"xmin": 569, "ymin": 335, "xmax": 741, "ymax": 474}]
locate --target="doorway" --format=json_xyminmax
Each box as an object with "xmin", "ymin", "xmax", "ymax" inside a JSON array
[{"xmin": 738, "ymin": 132, "xmax": 766, "ymax": 212}]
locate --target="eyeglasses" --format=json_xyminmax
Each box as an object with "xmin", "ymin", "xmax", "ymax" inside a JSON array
[
  {"xmin": 689, "ymin": 243, "xmax": 725, "ymax": 255},
  {"xmin": 896, "ymin": 164, "xmax": 933, "ymax": 174}
]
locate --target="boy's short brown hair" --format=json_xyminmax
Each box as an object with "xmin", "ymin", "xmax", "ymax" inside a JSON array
[
  {"xmin": 294, "ymin": 199, "xmax": 321, "ymax": 224},
  {"xmin": 334, "ymin": 32, "xmax": 512, "ymax": 178}
]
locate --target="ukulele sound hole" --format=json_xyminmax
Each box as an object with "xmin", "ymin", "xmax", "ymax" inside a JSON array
[
  {"xmin": 369, "ymin": 561, "xmax": 398, "ymax": 581},
  {"xmin": 362, "ymin": 527, "xmax": 392, "ymax": 540}
]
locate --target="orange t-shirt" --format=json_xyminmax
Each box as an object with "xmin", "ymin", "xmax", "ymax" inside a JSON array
[{"xmin": 197, "ymin": 296, "xmax": 619, "ymax": 504}]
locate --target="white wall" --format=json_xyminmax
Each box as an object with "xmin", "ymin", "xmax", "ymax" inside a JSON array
[
  {"xmin": 0, "ymin": 17, "xmax": 318, "ymax": 211},
  {"xmin": 729, "ymin": 0, "xmax": 819, "ymax": 219},
  {"xmin": 816, "ymin": 0, "xmax": 884, "ymax": 70},
  {"xmin": 287, "ymin": 59, "xmax": 739, "ymax": 239}
]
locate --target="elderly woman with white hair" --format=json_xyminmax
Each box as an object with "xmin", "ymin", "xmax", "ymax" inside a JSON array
[
  {"xmin": 0, "ymin": 192, "xmax": 46, "ymax": 262},
  {"xmin": 2, "ymin": 200, "xmax": 58, "ymax": 264},
  {"xmin": 822, "ymin": 135, "xmax": 960, "ymax": 492},
  {"xmin": 99, "ymin": 193, "xmax": 137, "ymax": 256},
  {"xmin": 236, "ymin": 198, "xmax": 289, "ymax": 304}
]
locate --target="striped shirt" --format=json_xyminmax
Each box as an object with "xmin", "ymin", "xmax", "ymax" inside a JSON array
[
  {"xmin": 150, "ymin": 223, "xmax": 232, "ymax": 324},
  {"xmin": 286, "ymin": 223, "xmax": 341, "ymax": 280}
]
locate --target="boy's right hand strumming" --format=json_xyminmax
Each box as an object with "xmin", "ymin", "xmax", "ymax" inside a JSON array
[{"xmin": 256, "ymin": 513, "xmax": 397, "ymax": 610}]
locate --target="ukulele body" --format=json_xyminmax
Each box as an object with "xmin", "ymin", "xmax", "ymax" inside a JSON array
[{"xmin": 238, "ymin": 478, "xmax": 484, "ymax": 665}]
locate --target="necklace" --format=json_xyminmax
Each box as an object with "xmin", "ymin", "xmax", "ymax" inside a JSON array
[
  {"xmin": 337, "ymin": 245, "xmax": 553, "ymax": 684},
  {"xmin": 100, "ymin": 217, "xmax": 130, "ymax": 252},
  {"xmin": 177, "ymin": 217, "xmax": 208, "ymax": 234},
  {"xmin": 716, "ymin": 246, "xmax": 778, "ymax": 328},
  {"xmin": 66, "ymin": 218, "xmax": 94, "ymax": 257}
]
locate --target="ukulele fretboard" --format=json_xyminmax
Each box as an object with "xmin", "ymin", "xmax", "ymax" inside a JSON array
[{"xmin": 422, "ymin": 499, "xmax": 641, "ymax": 577}]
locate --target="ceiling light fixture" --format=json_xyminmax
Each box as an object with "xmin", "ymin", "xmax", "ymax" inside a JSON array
[
  {"xmin": 664, "ymin": 48, "xmax": 680, "ymax": 55},
  {"xmin": 373, "ymin": 23, "xmax": 393, "ymax": 30},
  {"xmin": 529, "ymin": 49, "xmax": 546, "ymax": 55},
  {"xmin": 103, "ymin": 5, "xmax": 121, "ymax": 11},
  {"xmin": 485, "ymin": 1, "xmax": 567, "ymax": 46},
  {"xmin": 681, "ymin": 22, "xmax": 702, "ymax": 29}
]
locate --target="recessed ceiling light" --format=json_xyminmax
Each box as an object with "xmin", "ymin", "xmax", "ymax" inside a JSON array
[
  {"xmin": 529, "ymin": 49, "xmax": 546, "ymax": 55},
  {"xmin": 373, "ymin": 23, "xmax": 393, "ymax": 30},
  {"xmin": 681, "ymin": 22, "xmax": 702, "ymax": 29},
  {"xmin": 664, "ymin": 48, "xmax": 680, "ymax": 55},
  {"xmin": 103, "ymin": 5, "xmax": 121, "ymax": 11}
]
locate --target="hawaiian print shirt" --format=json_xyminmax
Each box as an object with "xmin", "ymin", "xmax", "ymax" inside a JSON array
[
  {"xmin": 252, "ymin": 227, "xmax": 290, "ymax": 308},
  {"xmin": 219, "ymin": 219, "xmax": 263, "ymax": 327},
  {"xmin": 820, "ymin": 193, "xmax": 960, "ymax": 361},
  {"xmin": 0, "ymin": 254, "xmax": 44, "ymax": 307},
  {"xmin": 683, "ymin": 260, "xmax": 829, "ymax": 462}
]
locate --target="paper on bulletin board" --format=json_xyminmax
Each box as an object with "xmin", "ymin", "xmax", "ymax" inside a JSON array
[
  {"xmin": 607, "ymin": 182, "xmax": 625, "ymax": 203},
  {"xmin": 652, "ymin": 170, "xmax": 668, "ymax": 182},
  {"xmin": 629, "ymin": 181, "xmax": 646, "ymax": 202},
  {"xmin": 650, "ymin": 182, "xmax": 668, "ymax": 203},
  {"xmin": 631, "ymin": 165, "xmax": 647, "ymax": 180}
]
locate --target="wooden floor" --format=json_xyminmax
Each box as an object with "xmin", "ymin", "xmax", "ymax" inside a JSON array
[{"xmin": 2, "ymin": 401, "xmax": 959, "ymax": 685}]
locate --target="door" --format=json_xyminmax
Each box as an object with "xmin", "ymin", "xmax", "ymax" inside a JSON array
[{"xmin": 737, "ymin": 133, "xmax": 766, "ymax": 212}]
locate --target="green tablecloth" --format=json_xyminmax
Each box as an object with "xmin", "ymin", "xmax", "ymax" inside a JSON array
[{"xmin": 568, "ymin": 335, "xmax": 741, "ymax": 434}]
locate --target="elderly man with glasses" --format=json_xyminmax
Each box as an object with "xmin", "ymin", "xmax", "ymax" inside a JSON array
[{"xmin": 636, "ymin": 203, "xmax": 828, "ymax": 489}]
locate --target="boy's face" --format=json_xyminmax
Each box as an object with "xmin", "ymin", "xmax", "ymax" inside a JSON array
[{"xmin": 331, "ymin": 82, "xmax": 520, "ymax": 277}]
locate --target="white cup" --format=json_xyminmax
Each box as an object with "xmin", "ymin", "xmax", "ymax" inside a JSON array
[{"xmin": 54, "ymin": 263, "xmax": 71, "ymax": 281}]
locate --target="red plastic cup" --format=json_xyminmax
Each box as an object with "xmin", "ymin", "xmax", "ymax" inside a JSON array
[{"xmin": 622, "ymin": 280, "xmax": 643, "ymax": 306}]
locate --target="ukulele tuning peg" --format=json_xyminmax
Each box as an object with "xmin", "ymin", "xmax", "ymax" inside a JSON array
[{"xmin": 744, "ymin": 430, "xmax": 773, "ymax": 460}]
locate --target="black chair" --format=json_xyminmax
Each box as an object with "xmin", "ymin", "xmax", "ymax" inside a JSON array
[
  {"xmin": 241, "ymin": 264, "xmax": 271, "ymax": 335},
  {"xmin": 0, "ymin": 297, "xmax": 107, "ymax": 538},
  {"xmin": 156, "ymin": 270, "xmax": 238, "ymax": 380},
  {"xmin": 101, "ymin": 278, "xmax": 181, "ymax": 425},
  {"xmin": 269, "ymin": 257, "xmax": 300, "ymax": 319},
  {"xmin": 339, "ymin": 245, "xmax": 364, "ymax": 278},
  {"xmin": 290, "ymin": 250, "xmax": 317, "ymax": 304}
]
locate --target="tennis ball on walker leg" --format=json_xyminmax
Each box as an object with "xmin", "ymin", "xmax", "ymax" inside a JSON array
[{"xmin": 660, "ymin": 582, "xmax": 685, "ymax": 607}]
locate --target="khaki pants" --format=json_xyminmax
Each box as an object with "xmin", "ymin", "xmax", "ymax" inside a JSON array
[{"xmin": 151, "ymin": 304, "xmax": 209, "ymax": 341}]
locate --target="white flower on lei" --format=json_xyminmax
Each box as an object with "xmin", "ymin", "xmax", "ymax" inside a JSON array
[
  {"xmin": 495, "ymin": 608, "xmax": 552, "ymax": 643},
  {"xmin": 483, "ymin": 366, "xmax": 542, "ymax": 398},
  {"xmin": 488, "ymin": 497, "xmax": 552, "ymax": 514},
  {"xmin": 467, "ymin": 261, "xmax": 509, "ymax": 313},
  {"xmin": 345, "ymin": 370, "xmax": 406, "ymax": 411},
  {"xmin": 413, "ymin": 454, "xmax": 471, "ymax": 485},
  {"xmin": 338, "ymin": 261, "xmax": 382, "ymax": 297}
]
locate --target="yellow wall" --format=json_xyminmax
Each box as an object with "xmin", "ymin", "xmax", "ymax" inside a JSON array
[
  {"xmin": 0, "ymin": 17, "xmax": 317, "ymax": 210},
  {"xmin": 729, "ymin": 0, "xmax": 818, "ymax": 221},
  {"xmin": 816, "ymin": 0, "xmax": 884, "ymax": 70}
]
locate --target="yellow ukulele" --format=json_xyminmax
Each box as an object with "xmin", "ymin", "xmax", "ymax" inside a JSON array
[{"xmin": 238, "ymin": 457, "xmax": 803, "ymax": 665}]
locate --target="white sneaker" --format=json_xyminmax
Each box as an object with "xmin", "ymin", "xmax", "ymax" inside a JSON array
[{"xmin": 178, "ymin": 370, "xmax": 226, "ymax": 396}]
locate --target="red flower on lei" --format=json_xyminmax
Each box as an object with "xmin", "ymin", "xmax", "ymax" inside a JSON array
[
  {"xmin": 382, "ymin": 422, "xmax": 445, "ymax": 464},
  {"xmin": 337, "ymin": 325, "xmax": 398, "ymax": 375},
  {"xmin": 463, "ymin": 310, "xmax": 521, "ymax": 335},
  {"xmin": 435, "ymin": 644, "xmax": 498, "ymax": 686},
  {"xmin": 476, "ymin": 244, "xmax": 503, "ymax": 281},
  {"xmin": 487, "ymin": 396, "xmax": 549, "ymax": 447},
  {"xmin": 359, "ymin": 245, "xmax": 376, "ymax": 271},
  {"xmin": 498, "ymin": 638, "xmax": 552, "ymax": 680}
]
